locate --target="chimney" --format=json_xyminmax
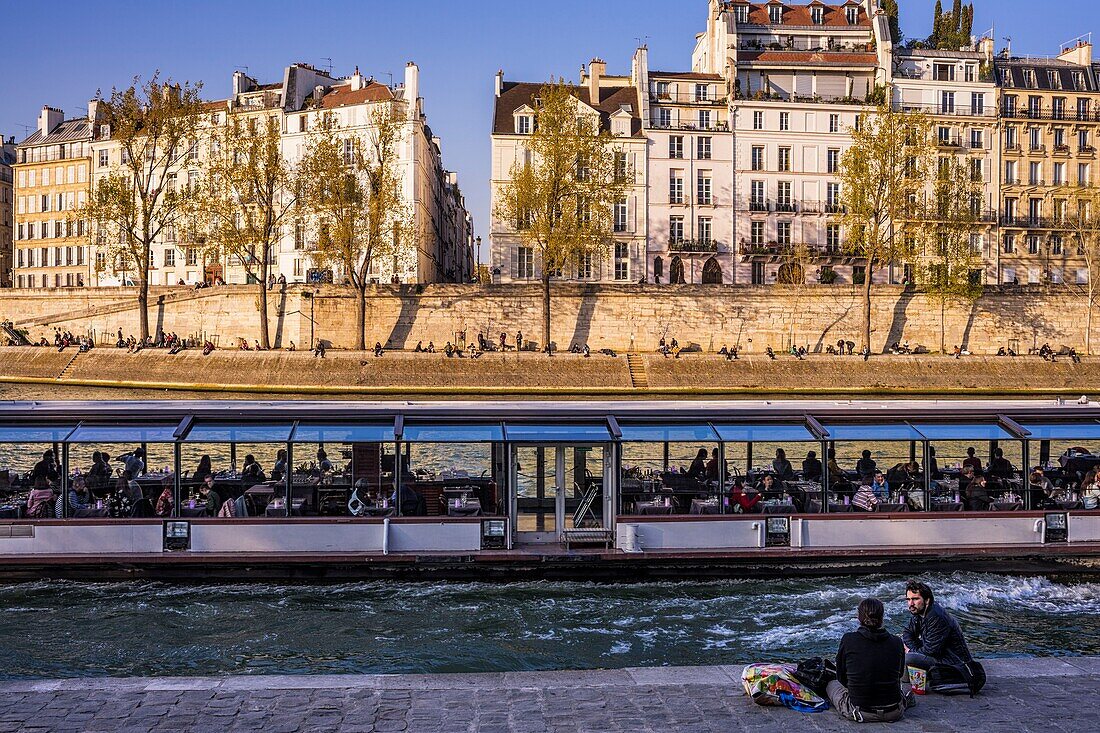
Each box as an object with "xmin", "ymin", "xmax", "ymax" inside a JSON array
[
  {"xmin": 589, "ymin": 58, "xmax": 606, "ymax": 104},
  {"xmin": 38, "ymin": 106, "xmax": 64, "ymax": 137},
  {"xmin": 978, "ymin": 36, "xmax": 995, "ymax": 63},
  {"xmin": 232, "ymin": 70, "xmax": 254, "ymax": 96},
  {"xmin": 312, "ymin": 85, "xmax": 325, "ymax": 105},
  {"xmin": 350, "ymin": 65, "xmax": 364, "ymax": 91},
  {"xmin": 405, "ymin": 62, "xmax": 420, "ymax": 120},
  {"xmin": 1057, "ymin": 40, "xmax": 1093, "ymax": 67},
  {"xmin": 495, "ymin": 69, "xmax": 504, "ymax": 97}
]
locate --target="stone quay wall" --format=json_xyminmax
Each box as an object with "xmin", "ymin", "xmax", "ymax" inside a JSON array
[{"xmin": 0, "ymin": 283, "xmax": 1093, "ymax": 354}]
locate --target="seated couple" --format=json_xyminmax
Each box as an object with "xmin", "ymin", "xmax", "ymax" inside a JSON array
[{"xmin": 827, "ymin": 581, "xmax": 977, "ymax": 723}]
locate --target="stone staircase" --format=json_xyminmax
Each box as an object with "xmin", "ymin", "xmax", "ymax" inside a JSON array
[
  {"xmin": 15, "ymin": 286, "xmax": 239, "ymax": 329},
  {"xmin": 626, "ymin": 353, "xmax": 649, "ymax": 389},
  {"xmin": 56, "ymin": 352, "xmax": 81, "ymax": 379}
]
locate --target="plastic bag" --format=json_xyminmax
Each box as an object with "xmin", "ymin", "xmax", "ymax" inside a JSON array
[{"xmin": 742, "ymin": 663, "xmax": 829, "ymax": 713}]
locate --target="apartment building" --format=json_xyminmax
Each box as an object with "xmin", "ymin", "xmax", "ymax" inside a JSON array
[
  {"xmin": 995, "ymin": 40, "xmax": 1100, "ymax": 286},
  {"xmin": 12, "ymin": 107, "xmax": 92, "ymax": 289},
  {"xmin": 693, "ymin": 0, "xmax": 893, "ymax": 285},
  {"xmin": 635, "ymin": 46, "xmax": 736, "ymax": 284},
  {"xmin": 894, "ymin": 43, "xmax": 1000, "ymax": 282},
  {"xmin": 0, "ymin": 136, "xmax": 14, "ymax": 287},
  {"xmin": 490, "ymin": 60, "xmax": 648, "ymax": 283}
]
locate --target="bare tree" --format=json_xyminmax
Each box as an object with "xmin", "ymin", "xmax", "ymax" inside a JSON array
[
  {"xmin": 78, "ymin": 74, "xmax": 205, "ymax": 341},
  {"xmin": 299, "ymin": 104, "xmax": 415, "ymax": 350},
  {"xmin": 188, "ymin": 113, "xmax": 299, "ymax": 349},
  {"xmin": 838, "ymin": 103, "xmax": 934, "ymax": 353},
  {"xmin": 1061, "ymin": 184, "xmax": 1100, "ymax": 354},
  {"xmin": 493, "ymin": 81, "xmax": 631, "ymax": 351}
]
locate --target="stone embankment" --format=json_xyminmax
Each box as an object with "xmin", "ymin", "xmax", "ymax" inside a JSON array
[
  {"xmin": 0, "ymin": 657, "xmax": 1095, "ymax": 732},
  {"xmin": 1, "ymin": 346, "xmax": 1099, "ymax": 396}
]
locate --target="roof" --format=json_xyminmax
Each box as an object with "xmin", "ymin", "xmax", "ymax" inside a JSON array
[
  {"xmin": 738, "ymin": 2, "xmax": 872, "ymax": 29},
  {"xmin": 994, "ymin": 58, "xmax": 1098, "ymax": 91},
  {"xmin": 17, "ymin": 119, "xmax": 91, "ymax": 148},
  {"xmin": 738, "ymin": 50, "xmax": 878, "ymax": 67},
  {"xmin": 896, "ymin": 48, "xmax": 987, "ymax": 60},
  {"xmin": 318, "ymin": 81, "xmax": 395, "ymax": 109},
  {"xmin": 493, "ymin": 81, "xmax": 643, "ymax": 136},
  {"xmin": 650, "ymin": 71, "xmax": 725, "ymax": 81}
]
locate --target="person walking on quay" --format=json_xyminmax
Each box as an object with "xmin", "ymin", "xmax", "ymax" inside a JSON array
[
  {"xmin": 827, "ymin": 597, "xmax": 913, "ymax": 723},
  {"xmin": 902, "ymin": 581, "xmax": 978, "ymax": 688}
]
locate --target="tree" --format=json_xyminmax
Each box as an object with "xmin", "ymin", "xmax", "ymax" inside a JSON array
[
  {"xmin": 1061, "ymin": 185, "xmax": 1100, "ymax": 354},
  {"xmin": 493, "ymin": 81, "xmax": 631, "ymax": 351},
  {"xmin": 299, "ymin": 104, "xmax": 415, "ymax": 350},
  {"xmin": 188, "ymin": 113, "xmax": 299, "ymax": 349},
  {"xmin": 838, "ymin": 103, "xmax": 934, "ymax": 353},
  {"xmin": 882, "ymin": 0, "xmax": 903, "ymax": 44},
  {"xmin": 926, "ymin": 1, "xmax": 976, "ymax": 50},
  {"xmin": 79, "ymin": 74, "xmax": 205, "ymax": 342},
  {"xmin": 914, "ymin": 156, "xmax": 984, "ymax": 353}
]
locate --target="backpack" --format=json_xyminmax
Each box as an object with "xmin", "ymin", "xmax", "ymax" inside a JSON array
[
  {"xmin": 793, "ymin": 657, "xmax": 837, "ymax": 698},
  {"xmin": 928, "ymin": 661, "xmax": 986, "ymax": 697}
]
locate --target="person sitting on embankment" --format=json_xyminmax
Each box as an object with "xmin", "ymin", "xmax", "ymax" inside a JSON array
[{"xmin": 827, "ymin": 597, "xmax": 913, "ymax": 723}]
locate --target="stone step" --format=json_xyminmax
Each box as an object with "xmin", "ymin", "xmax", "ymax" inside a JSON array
[{"xmin": 626, "ymin": 353, "xmax": 649, "ymax": 389}]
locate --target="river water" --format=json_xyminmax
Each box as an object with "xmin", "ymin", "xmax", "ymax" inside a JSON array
[{"xmin": 0, "ymin": 572, "xmax": 1096, "ymax": 680}]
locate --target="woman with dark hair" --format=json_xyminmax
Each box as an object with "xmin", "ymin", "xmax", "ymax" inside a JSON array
[
  {"xmin": 688, "ymin": 448, "xmax": 709, "ymax": 482},
  {"xmin": 241, "ymin": 454, "xmax": 264, "ymax": 484},
  {"xmin": 193, "ymin": 455, "xmax": 212, "ymax": 482},
  {"xmin": 827, "ymin": 597, "xmax": 911, "ymax": 723}
]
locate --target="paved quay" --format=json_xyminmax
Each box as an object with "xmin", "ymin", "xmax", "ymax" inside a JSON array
[{"xmin": 0, "ymin": 657, "xmax": 1097, "ymax": 733}]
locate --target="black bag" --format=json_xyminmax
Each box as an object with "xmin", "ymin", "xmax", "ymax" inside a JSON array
[
  {"xmin": 794, "ymin": 656, "xmax": 837, "ymax": 697},
  {"xmin": 928, "ymin": 661, "xmax": 986, "ymax": 697}
]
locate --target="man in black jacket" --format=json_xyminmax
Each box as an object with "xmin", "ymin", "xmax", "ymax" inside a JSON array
[
  {"xmin": 827, "ymin": 597, "xmax": 912, "ymax": 723},
  {"xmin": 902, "ymin": 581, "xmax": 974, "ymax": 677}
]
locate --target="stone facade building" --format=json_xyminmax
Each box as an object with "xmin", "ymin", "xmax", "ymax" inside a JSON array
[
  {"xmin": 0, "ymin": 136, "xmax": 14, "ymax": 287},
  {"xmin": 12, "ymin": 107, "xmax": 92, "ymax": 289}
]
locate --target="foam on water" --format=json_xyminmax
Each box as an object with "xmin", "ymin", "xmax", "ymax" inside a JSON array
[{"xmin": 0, "ymin": 573, "xmax": 1096, "ymax": 679}]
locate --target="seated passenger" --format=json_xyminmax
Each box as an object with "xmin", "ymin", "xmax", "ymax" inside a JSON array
[
  {"xmin": 31, "ymin": 449, "xmax": 60, "ymax": 485},
  {"xmin": 26, "ymin": 478, "xmax": 57, "ymax": 519},
  {"xmin": 200, "ymin": 475, "xmax": 224, "ymax": 517},
  {"xmin": 870, "ymin": 471, "xmax": 891, "ymax": 501},
  {"xmin": 687, "ymin": 448, "xmax": 709, "ymax": 483},
  {"xmin": 902, "ymin": 581, "xmax": 976, "ymax": 684},
  {"xmin": 705, "ymin": 448, "xmax": 721, "ymax": 483},
  {"xmin": 392, "ymin": 482, "xmax": 425, "ymax": 516},
  {"xmin": 317, "ymin": 447, "xmax": 333, "ymax": 474},
  {"xmin": 66, "ymin": 476, "xmax": 92, "ymax": 516},
  {"xmin": 729, "ymin": 481, "xmax": 762, "ymax": 513},
  {"xmin": 802, "ymin": 450, "xmax": 823, "ymax": 482},
  {"xmin": 772, "ymin": 449, "xmax": 795, "ymax": 481},
  {"xmin": 827, "ymin": 449, "xmax": 853, "ymax": 495},
  {"xmin": 1027, "ymin": 468, "xmax": 1058, "ymax": 508},
  {"xmin": 856, "ymin": 450, "xmax": 877, "ymax": 483},
  {"xmin": 965, "ymin": 475, "xmax": 994, "ymax": 511},
  {"xmin": 271, "ymin": 449, "xmax": 288, "ymax": 483},
  {"xmin": 827, "ymin": 597, "xmax": 912, "ymax": 723},
  {"xmin": 155, "ymin": 482, "xmax": 174, "ymax": 517},
  {"xmin": 962, "ymin": 447, "xmax": 983, "ymax": 475},
  {"xmin": 987, "ymin": 448, "xmax": 1015, "ymax": 480},
  {"xmin": 193, "ymin": 455, "xmax": 213, "ymax": 482},
  {"xmin": 241, "ymin": 454, "xmax": 265, "ymax": 485}
]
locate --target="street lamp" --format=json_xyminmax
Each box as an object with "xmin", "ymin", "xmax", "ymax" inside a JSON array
[{"xmin": 475, "ymin": 236, "xmax": 482, "ymax": 282}]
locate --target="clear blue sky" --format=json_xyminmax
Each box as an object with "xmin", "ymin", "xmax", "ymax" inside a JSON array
[{"xmin": 2, "ymin": 0, "xmax": 1099, "ymax": 256}]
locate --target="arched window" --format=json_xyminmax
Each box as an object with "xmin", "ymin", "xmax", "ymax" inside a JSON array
[
  {"xmin": 653, "ymin": 256, "xmax": 664, "ymax": 282},
  {"xmin": 702, "ymin": 257, "xmax": 723, "ymax": 284},
  {"xmin": 669, "ymin": 256, "xmax": 686, "ymax": 284}
]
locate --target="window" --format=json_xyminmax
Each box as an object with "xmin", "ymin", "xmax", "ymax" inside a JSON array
[
  {"xmin": 826, "ymin": 224, "xmax": 841, "ymax": 251},
  {"xmin": 614, "ymin": 242, "xmax": 629, "ymax": 281},
  {"xmin": 734, "ymin": 4, "xmax": 748, "ymax": 22},
  {"xmin": 516, "ymin": 115, "xmax": 532, "ymax": 135},
  {"xmin": 1053, "ymin": 162, "xmax": 1066, "ymax": 185},
  {"xmin": 186, "ymin": 247, "xmax": 198, "ymax": 267},
  {"xmin": 1078, "ymin": 98, "xmax": 1092, "ymax": 121},
  {"xmin": 779, "ymin": 112, "xmax": 790, "ymax": 131},
  {"xmin": 342, "ymin": 138, "xmax": 355, "ymax": 164},
  {"xmin": 751, "ymin": 262, "xmax": 765, "ymax": 285},
  {"xmin": 1030, "ymin": 127, "xmax": 1042, "ymax": 151},
  {"xmin": 1052, "ymin": 98, "xmax": 1066, "ymax": 120},
  {"xmin": 698, "ymin": 217, "xmax": 712, "ymax": 244},
  {"xmin": 854, "ymin": 114, "xmax": 862, "ymax": 132},
  {"xmin": 811, "ymin": 6, "xmax": 823, "ymax": 24},
  {"xmin": 1048, "ymin": 70, "xmax": 1061, "ymax": 90},
  {"xmin": 1080, "ymin": 130, "xmax": 1092, "ymax": 152},
  {"xmin": 1005, "ymin": 126, "xmax": 1018, "ymax": 149},
  {"xmin": 1003, "ymin": 234, "xmax": 1016, "ymax": 254},
  {"xmin": 1029, "ymin": 161, "xmax": 1042, "ymax": 185},
  {"xmin": 777, "ymin": 221, "xmax": 791, "ymax": 246},
  {"xmin": 656, "ymin": 108, "xmax": 671, "ymax": 127},
  {"xmin": 517, "ymin": 246, "xmax": 534, "ymax": 279},
  {"xmin": 614, "ymin": 199, "xmax": 628, "ymax": 232},
  {"xmin": 1028, "ymin": 95, "xmax": 1042, "ymax": 118},
  {"xmin": 750, "ymin": 180, "xmax": 766, "ymax": 209},
  {"xmin": 940, "ymin": 91, "xmax": 955, "ymax": 114},
  {"xmin": 656, "ymin": 81, "xmax": 670, "ymax": 99},
  {"xmin": 695, "ymin": 84, "xmax": 710, "ymax": 102},
  {"xmin": 697, "ymin": 110, "xmax": 712, "ymax": 129},
  {"xmin": 969, "ymin": 158, "xmax": 983, "ymax": 182},
  {"xmin": 826, "ymin": 148, "xmax": 840, "ymax": 173},
  {"xmin": 294, "ymin": 223, "xmax": 305, "ymax": 249},
  {"xmin": 1079, "ymin": 163, "xmax": 1091, "ymax": 185},
  {"xmin": 697, "ymin": 174, "xmax": 713, "ymax": 205},
  {"xmin": 825, "ymin": 114, "xmax": 840, "ymax": 135},
  {"xmin": 846, "ymin": 5, "xmax": 859, "ymax": 24},
  {"xmin": 697, "ymin": 136, "xmax": 711, "ymax": 160},
  {"xmin": 1023, "ymin": 69, "xmax": 1037, "ymax": 89},
  {"xmin": 971, "ymin": 92, "xmax": 984, "ymax": 116},
  {"xmin": 164, "ymin": 249, "xmax": 176, "ymax": 268},
  {"xmin": 970, "ymin": 129, "xmax": 984, "ymax": 149},
  {"xmin": 751, "ymin": 221, "xmax": 765, "ymax": 246},
  {"xmin": 769, "ymin": 4, "xmax": 782, "ymax": 23},
  {"xmin": 577, "ymin": 253, "xmax": 593, "ymax": 279},
  {"xmin": 1028, "ymin": 197, "xmax": 1042, "ymax": 223},
  {"xmin": 752, "ymin": 145, "xmax": 765, "ymax": 171},
  {"xmin": 933, "ymin": 64, "xmax": 956, "ymax": 82},
  {"xmin": 776, "ymin": 181, "xmax": 792, "ymax": 210},
  {"xmin": 669, "ymin": 136, "xmax": 684, "ymax": 159},
  {"xmin": 826, "ymin": 182, "xmax": 841, "ymax": 209},
  {"xmin": 669, "ymin": 216, "xmax": 685, "ymax": 243},
  {"xmin": 778, "ymin": 147, "xmax": 791, "ymax": 172},
  {"xmin": 669, "ymin": 173, "xmax": 684, "ymax": 204},
  {"xmin": 753, "ymin": 111, "xmax": 764, "ymax": 130},
  {"xmin": 1027, "ymin": 235, "xmax": 1041, "ymax": 255}
]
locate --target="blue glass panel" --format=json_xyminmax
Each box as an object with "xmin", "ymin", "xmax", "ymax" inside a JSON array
[
  {"xmin": 912, "ymin": 423, "xmax": 1014, "ymax": 441},
  {"xmin": 402, "ymin": 423, "xmax": 504, "ymax": 443},
  {"xmin": 67, "ymin": 424, "xmax": 179, "ymax": 443},
  {"xmin": 504, "ymin": 423, "xmax": 611, "ymax": 443},
  {"xmin": 1020, "ymin": 422, "xmax": 1100, "ymax": 441},
  {"xmin": 292, "ymin": 424, "xmax": 394, "ymax": 443},
  {"xmin": 185, "ymin": 424, "xmax": 293, "ymax": 443},
  {"xmin": 0, "ymin": 426, "xmax": 75, "ymax": 443},
  {"xmin": 618, "ymin": 424, "xmax": 720, "ymax": 443},
  {"xmin": 823, "ymin": 423, "xmax": 925, "ymax": 442},
  {"xmin": 713, "ymin": 424, "xmax": 817, "ymax": 443}
]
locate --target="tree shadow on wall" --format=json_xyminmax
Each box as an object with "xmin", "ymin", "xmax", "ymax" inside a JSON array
[
  {"xmin": 883, "ymin": 287, "xmax": 917, "ymax": 354},
  {"xmin": 272, "ymin": 287, "xmax": 287, "ymax": 349},
  {"xmin": 384, "ymin": 285, "xmax": 421, "ymax": 350},
  {"xmin": 986, "ymin": 287, "xmax": 1061, "ymax": 354},
  {"xmin": 569, "ymin": 285, "xmax": 599, "ymax": 350},
  {"xmin": 811, "ymin": 289, "xmax": 858, "ymax": 353}
]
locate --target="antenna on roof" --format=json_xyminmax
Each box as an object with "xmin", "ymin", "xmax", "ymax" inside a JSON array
[
  {"xmin": 320, "ymin": 57, "xmax": 333, "ymax": 75},
  {"xmin": 1004, "ymin": 36, "xmax": 1012, "ymax": 57},
  {"xmin": 635, "ymin": 36, "xmax": 650, "ymax": 49},
  {"xmin": 234, "ymin": 66, "xmax": 249, "ymax": 75}
]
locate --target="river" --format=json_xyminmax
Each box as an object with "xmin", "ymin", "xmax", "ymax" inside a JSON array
[{"xmin": 0, "ymin": 572, "xmax": 1096, "ymax": 680}]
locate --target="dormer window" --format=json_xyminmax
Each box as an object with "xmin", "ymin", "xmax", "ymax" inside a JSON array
[
  {"xmin": 1073, "ymin": 72, "xmax": 1086, "ymax": 90},
  {"xmin": 516, "ymin": 115, "xmax": 532, "ymax": 135},
  {"xmin": 1023, "ymin": 69, "xmax": 1036, "ymax": 89},
  {"xmin": 1000, "ymin": 69, "xmax": 1013, "ymax": 87},
  {"xmin": 769, "ymin": 5, "xmax": 782, "ymax": 24},
  {"xmin": 846, "ymin": 5, "xmax": 859, "ymax": 24},
  {"xmin": 1048, "ymin": 70, "xmax": 1061, "ymax": 90},
  {"xmin": 734, "ymin": 5, "xmax": 748, "ymax": 23},
  {"xmin": 811, "ymin": 6, "xmax": 823, "ymax": 25}
]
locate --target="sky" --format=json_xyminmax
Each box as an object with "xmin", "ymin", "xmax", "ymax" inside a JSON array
[{"xmin": 2, "ymin": 0, "xmax": 1100, "ymax": 258}]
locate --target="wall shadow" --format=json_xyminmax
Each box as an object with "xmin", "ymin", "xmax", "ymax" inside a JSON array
[
  {"xmin": 883, "ymin": 287, "xmax": 917, "ymax": 353},
  {"xmin": 568, "ymin": 285, "xmax": 599, "ymax": 350},
  {"xmin": 384, "ymin": 286, "xmax": 422, "ymax": 349}
]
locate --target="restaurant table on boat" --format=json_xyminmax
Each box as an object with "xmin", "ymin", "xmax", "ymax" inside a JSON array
[{"xmin": 0, "ymin": 399, "xmax": 1099, "ymax": 577}]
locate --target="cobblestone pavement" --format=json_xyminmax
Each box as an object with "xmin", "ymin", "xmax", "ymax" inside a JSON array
[{"xmin": 0, "ymin": 657, "xmax": 1097, "ymax": 732}]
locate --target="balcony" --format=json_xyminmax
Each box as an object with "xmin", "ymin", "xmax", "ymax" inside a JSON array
[
  {"xmin": 649, "ymin": 120, "xmax": 730, "ymax": 132},
  {"xmin": 668, "ymin": 238, "xmax": 719, "ymax": 253},
  {"xmin": 898, "ymin": 103, "xmax": 996, "ymax": 118},
  {"xmin": 775, "ymin": 201, "xmax": 797, "ymax": 213},
  {"xmin": 650, "ymin": 91, "xmax": 728, "ymax": 106},
  {"xmin": 738, "ymin": 241, "xmax": 849, "ymax": 260},
  {"xmin": 1000, "ymin": 215, "xmax": 1067, "ymax": 229},
  {"xmin": 937, "ymin": 135, "xmax": 964, "ymax": 148},
  {"xmin": 748, "ymin": 199, "xmax": 771, "ymax": 213},
  {"xmin": 1003, "ymin": 106, "xmax": 1100, "ymax": 122},
  {"xmin": 1053, "ymin": 144, "xmax": 1072, "ymax": 155}
]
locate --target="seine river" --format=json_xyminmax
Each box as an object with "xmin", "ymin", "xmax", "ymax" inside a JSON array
[{"xmin": 0, "ymin": 573, "xmax": 1096, "ymax": 680}]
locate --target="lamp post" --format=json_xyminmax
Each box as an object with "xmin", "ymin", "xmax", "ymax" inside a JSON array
[{"xmin": 475, "ymin": 236, "xmax": 482, "ymax": 282}]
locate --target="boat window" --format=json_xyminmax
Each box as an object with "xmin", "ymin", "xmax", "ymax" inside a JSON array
[
  {"xmin": 713, "ymin": 424, "xmax": 816, "ymax": 443},
  {"xmin": 291, "ymin": 423, "xmax": 394, "ymax": 444},
  {"xmin": 618, "ymin": 424, "xmax": 720, "ymax": 443},
  {"xmin": 910, "ymin": 423, "xmax": 1014, "ymax": 441},
  {"xmin": 821, "ymin": 424, "xmax": 926, "ymax": 442},
  {"xmin": 1018, "ymin": 421, "xmax": 1100, "ymax": 441},
  {"xmin": 402, "ymin": 423, "xmax": 505, "ymax": 443},
  {"xmin": 0, "ymin": 426, "xmax": 76, "ymax": 443},
  {"xmin": 503, "ymin": 423, "xmax": 612, "ymax": 443},
  {"xmin": 183, "ymin": 424, "xmax": 294, "ymax": 443},
  {"xmin": 66, "ymin": 424, "xmax": 180, "ymax": 443}
]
